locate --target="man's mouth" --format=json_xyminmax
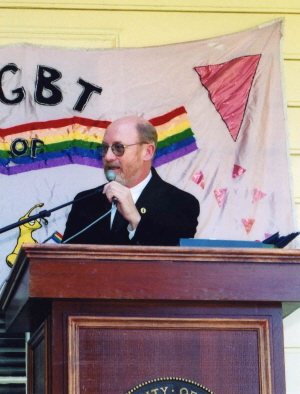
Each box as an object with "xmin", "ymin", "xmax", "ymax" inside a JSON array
[{"xmin": 104, "ymin": 163, "xmax": 121, "ymax": 171}]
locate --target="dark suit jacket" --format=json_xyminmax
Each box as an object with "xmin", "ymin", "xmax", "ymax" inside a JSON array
[{"xmin": 62, "ymin": 168, "xmax": 200, "ymax": 246}]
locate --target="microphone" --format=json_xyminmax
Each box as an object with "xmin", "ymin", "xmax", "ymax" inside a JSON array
[
  {"xmin": 105, "ymin": 170, "xmax": 116, "ymax": 182},
  {"xmin": 105, "ymin": 170, "xmax": 118, "ymax": 204}
]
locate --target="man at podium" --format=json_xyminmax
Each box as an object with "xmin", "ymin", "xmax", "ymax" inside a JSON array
[{"xmin": 62, "ymin": 116, "xmax": 200, "ymax": 246}]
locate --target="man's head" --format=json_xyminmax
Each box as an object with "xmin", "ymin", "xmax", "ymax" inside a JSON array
[{"xmin": 101, "ymin": 116, "xmax": 157, "ymax": 188}]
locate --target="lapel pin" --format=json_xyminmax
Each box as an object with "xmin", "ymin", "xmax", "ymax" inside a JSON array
[{"xmin": 140, "ymin": 207, "xmax": 146, "ymax": 214}]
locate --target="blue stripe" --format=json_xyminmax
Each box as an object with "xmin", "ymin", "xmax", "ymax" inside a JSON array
[
  {"xmin": 0, "ymin": 147, "xmax": 102, "ymax": 166},
  {"xmin": 0, "ymin": 137, "xmax": 197, "ymax": 167},
  {"xmin": 154, "ymin": 136, "xmax": 196, "ymax": 160}
]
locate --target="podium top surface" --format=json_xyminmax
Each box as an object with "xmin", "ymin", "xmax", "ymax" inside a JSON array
[
  {"xmin": 1, "ymin": 243, "xmax": 300, "ymax": 309},
  {"xmin": 8, "ymin": 242, "xmax": 300, "ymax": 262},
  {"xmin": 1, "ymin": 244, "xmax": 300, "ymax": 331}
]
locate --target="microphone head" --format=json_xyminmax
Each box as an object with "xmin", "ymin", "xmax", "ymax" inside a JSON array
[{"xmin": 105, "ymin": 170, "xmax": 116, "ymax": 182}]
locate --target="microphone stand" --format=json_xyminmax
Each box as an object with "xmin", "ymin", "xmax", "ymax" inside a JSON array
[{"xmin": 0, "ymin": 186, "xmax": 104, "ymax": 235}]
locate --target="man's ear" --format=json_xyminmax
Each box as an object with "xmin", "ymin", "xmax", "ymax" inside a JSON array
[{"xmin": 143, "ymin": 143, "xmax": 156, "ymax": 162}]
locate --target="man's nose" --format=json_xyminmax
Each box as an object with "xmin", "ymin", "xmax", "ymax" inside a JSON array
[{"xmin": 104, "ymin": 146, "xmax": 116, "ymax": 161}]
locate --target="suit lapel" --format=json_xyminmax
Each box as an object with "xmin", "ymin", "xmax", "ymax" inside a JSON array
[
  {"xmin": 90, "ymin": 191, "xmax": 113, "ymax": 244},
  {"xmin": 135, "ymin": 168, "xmax": 165, "ymax": 214}
]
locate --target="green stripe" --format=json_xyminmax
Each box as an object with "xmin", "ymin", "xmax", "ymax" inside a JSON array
[
  {"xmin": 0, "ymin": 130, "xmax": 194, "ymax": 158},
  {"xmin": 43, "ymin": 139, "xmax": 100, "ymax": 153},
  {"xmin": 0, "ymin": 140, "xmax": 100, "ymax": 159},
  {"xmin": 0, "ymin": 150, "xmax": 11, "ymax": 159},
  {"xmin": 157, "ymin": 128, "xmax": 193, "ymax": 150}
]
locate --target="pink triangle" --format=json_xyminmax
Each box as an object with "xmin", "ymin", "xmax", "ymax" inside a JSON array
[
  {"xmin": 252, "ymin": 188, "xmax": 267, "ymax": 203},
  {"xmin": 214, "ymin": 188, "xmax": 228, "ymax": 207},
  {"xmin": 232, "ymin": 164, "xmax": 246, "ymax": 179},
  {"xmin": 242, "ymin": 218, "xmax": 255, "ymax": 234},
  {"xmin": 264, "ymin": 233, "xmax": 273, "ymax": 240},
  {"xmin": 195, "ymin": 54, "xmax": 261, "ymax": 141},
  {"xmin": 192, "ymin": 170, "xmax": 205, "ymax": 189}
]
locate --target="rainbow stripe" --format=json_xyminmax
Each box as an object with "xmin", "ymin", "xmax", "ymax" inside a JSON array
[
  {"xmin": 150, "ymin": 106, "xmax": 198, "ymax": 167},
  {"xmin": 51, "ymin": 231, "xmax": 63, "ymax": 243},
  {"xmin": 0, "ymin": 107, "xmax": 197, "ymax": 175}
]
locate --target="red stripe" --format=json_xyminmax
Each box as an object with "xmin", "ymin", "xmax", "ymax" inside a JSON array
[
  {"xmin": 0, "ymin": 117, "xmax": 111, "ymax": 138},
  {"xmin": 149, "ymin": 106, "xmax": 187, "ymax": 127},
  {"xmin": 54, "ymin": 232, "xmax": 63, "ymax": 240},
  {"xmin": 0, "ymin": 106, "xmax": 187, "ymax": 138}
]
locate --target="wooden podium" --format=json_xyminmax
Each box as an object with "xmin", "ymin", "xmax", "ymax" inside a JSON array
[{"xmin": 1, "ymin": 244, "xmax": 300, "ymax": 394}]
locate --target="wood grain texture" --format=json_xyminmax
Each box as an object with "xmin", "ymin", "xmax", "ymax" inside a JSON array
[
  {"xmin": 51, "ymin": 300, "xmax": 285, "ymax": 394},
  {"xmin": 0, "ymin": 245, "xmax": 288, "ymax": 394},
  {"xmin": 27, "ymin": 318, "xmax": 51, "ymax": 394},
  {"xmin": 2, "ymin": 244, "xmax": 300, "ymax": 309},
  {"xmin": 68, "ymin": 316, "xmax": 272, "ymax": 394}
]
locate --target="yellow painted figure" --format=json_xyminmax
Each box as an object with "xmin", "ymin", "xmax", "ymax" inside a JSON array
[{"xmin": 6, "ymin": 203, "xmax": 48, "ymax": 267}]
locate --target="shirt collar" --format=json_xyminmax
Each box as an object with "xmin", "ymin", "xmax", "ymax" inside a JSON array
[{"xmin": 130, "ymin": 171, "xmax": 152, "ymax": 203}]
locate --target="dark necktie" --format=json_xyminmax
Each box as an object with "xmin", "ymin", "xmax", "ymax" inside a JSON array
[{"xmin": 110, "ymin": 209, "xmax": 130, "ymax": 244}]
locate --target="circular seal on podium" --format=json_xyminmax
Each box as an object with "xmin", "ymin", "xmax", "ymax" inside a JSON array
[{"xmin": 125, "ymin": 377, "xmax": 213, "ymax": 394}]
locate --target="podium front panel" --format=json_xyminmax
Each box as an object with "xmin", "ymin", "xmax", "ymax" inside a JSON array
[
  {"xmin": 2, "ymin": 245, "xmax": 295, "ymax": 394},
  {"xmin": 68, "ymin": 316, "xmax": 270, "ymax": 394},
  {"xmin": 49, "ymin": 300, "xmax": 285, "ymax": 394}
]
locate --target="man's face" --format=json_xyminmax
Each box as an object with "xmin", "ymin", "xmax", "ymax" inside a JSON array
[{"xmin": 102, "ymin": 119, "xmax": 147, "ymax": 188}]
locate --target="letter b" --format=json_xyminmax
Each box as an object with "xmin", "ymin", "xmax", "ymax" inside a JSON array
[{"xmin": 35, "ymin": 65, "xmax": 63, "ymax": 106}]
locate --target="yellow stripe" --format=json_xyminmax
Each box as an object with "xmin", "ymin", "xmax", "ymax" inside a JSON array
[
  {"xmin": 0, "ymin": 131, "xmax": 104, "ymax": 150},
  {"xmin": 155, "ymin": 112, "xmax": 188, "ymax": 132},
  {"xmin": 0, "ymin": 141, "xmax": 10, "ymax": 150},
  {"xmin": 0, "ymin": 124, "xmax": 106, "ymax": 144},
  {"xmin": 0, "ymin": 114, "xmax": 191, "ymax": 148},
  {"xmin": 157, "ymin": 119, "xmax": 191, "ymax": 142},
  {"xmin": 41, "ymin": 131, "xmax": 103, "ymax": 145}
]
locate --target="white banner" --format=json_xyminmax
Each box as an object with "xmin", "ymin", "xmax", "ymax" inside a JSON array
[{"xmin": 0, "ymin": 20, "xmax": 296, "ymax": 282}]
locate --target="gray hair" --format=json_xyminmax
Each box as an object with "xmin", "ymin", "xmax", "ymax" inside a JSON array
[{"xmin": 136, "ymin": 120, "xmax": 157, "ymax": 147}]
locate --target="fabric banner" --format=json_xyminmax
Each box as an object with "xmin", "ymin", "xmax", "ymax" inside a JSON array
[{"xmin": 0, "ymin": 19, "xmax": 297, "ymax": 282}]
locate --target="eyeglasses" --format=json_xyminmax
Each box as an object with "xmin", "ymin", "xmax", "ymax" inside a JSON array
[{"xmin": 98, "ymin": 142, "xmax": 146, "ymax": 157}]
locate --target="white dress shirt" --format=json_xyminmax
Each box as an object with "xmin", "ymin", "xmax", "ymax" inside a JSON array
[{"xmin": 110, "ymin": 171, "xmax": 152, "ymax": 239}]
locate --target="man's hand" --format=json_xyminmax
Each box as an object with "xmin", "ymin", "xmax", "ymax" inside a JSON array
[{"xmin": 103, "ymin": 181, "xmax": 141, "ymax": 230}]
